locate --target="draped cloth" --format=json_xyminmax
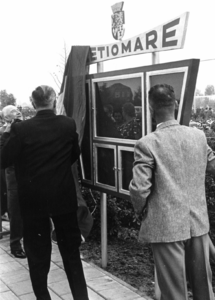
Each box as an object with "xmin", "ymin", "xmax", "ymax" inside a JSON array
[{"xmin": 56, "ymin": 46, "xmax": 93, "ymax": 239}]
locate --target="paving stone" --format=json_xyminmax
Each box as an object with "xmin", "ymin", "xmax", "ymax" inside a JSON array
[
  {"xmin": 82, "ymin": 260, "xmax": 93, "ymax": 269},
  {"xmin": 84, "ymin": 267, "xmax": 106, "ymax": 281},
  {"xmin": 51, "ymin": 244, "xmax": 59, "ymax": 254},
  {"xmin": 0, "ymin": 248, "xmax": 7, "ymax": 254},
  {"xmin": 7, "ymin": 280, "xmax": 33, "ymax": 296},
  {"xmin": 0, "ymin": 290, "xmax": 19, "ymax": 299},
  {"xmin": 48, "ymin": 268, "xmax": 66, "ymax": 284},
  {"xmin": 49, "ymin": 289, "xmax": 64, "ymax": 300},
  {"xmin": 0, "ymin": 262, "xmax": 25, "ymax": 275},
  {"xmin": 0, "ymin": 254, "xmax": 15, "ymax": 264},
  {"xmin": 19, "ymin": 293, "xmax": 36, "ymax": 300},
  {"xmin": 1, "ymin": 270, "xmax": 30, "ymax": 285},
  {"xmin": 87, "ymin": 276, "xmax": 122, "ymax": 291},
  {"xmin": 50, "ymin": 261, "xmax": 59, "ymax": 271},
  {"xmin": 14, "ymin": 258, "xmax": 28, "ymax": 268},
  {"xmin": 49, "ymin": 279, "xmax": 70, "ymax": 296},
  {"xmin": 54, "ymin": 260, "xmax": 64, "ymax": 269},
  {"xmin": 98, "ymin": 286, "xmax": 141, "ymax": 300},
  {"xmin": 88, "ymin": 288, "xmax": 106, "ymax": 300},
  {"xmin": 0, "ymin": 279, "xmax": 9, "ymax": 292},
  {"xmin": 51, "ymin": 252, "xmax": 62, "ymax": 263},
  {"xmin": 61, "ymin": 294, "xmax": 74, "ymax": 300}
]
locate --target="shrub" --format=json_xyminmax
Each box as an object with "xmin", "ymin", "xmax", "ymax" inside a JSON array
[{"xmin": 81, "ymin": 187, "xmax": 140, "ymax": 240}]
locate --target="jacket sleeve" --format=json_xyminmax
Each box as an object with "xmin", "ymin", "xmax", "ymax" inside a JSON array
[
  {"xmin": 0, "ymin": 123, "xmax": 22, "ymax": 169},
  {"xmin": 129, "ymin": 140, "xmax": 154, "ymax": 215}
]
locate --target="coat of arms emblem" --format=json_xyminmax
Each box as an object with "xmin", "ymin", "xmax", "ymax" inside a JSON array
[{"xmin": 111, "ymin": 2, "xmax": 125, "ymax": 41}]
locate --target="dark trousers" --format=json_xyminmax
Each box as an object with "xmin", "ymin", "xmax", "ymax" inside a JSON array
[
  {"xmin": 7, "ymin": 189, "xmax": 23, "ymax": 251},
  {"xmin": 1, "ymin": 169, "xmax": 7, "ymax": 215},
  {"xmin": 152, "ymin": 234, "xmax": 214, "ymax": 300},
  {"xmin": 23, "ymin": 212, "xmax": 89, "ymax": 300}
]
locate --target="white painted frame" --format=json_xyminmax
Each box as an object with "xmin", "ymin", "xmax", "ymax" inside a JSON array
[
  {"xmin": 146, "ymin": 67, "xmax": 188, "ymax": 133},
  {"xmin": 92, "ymin": 73, "xmax": 145, "ymax": 145}
]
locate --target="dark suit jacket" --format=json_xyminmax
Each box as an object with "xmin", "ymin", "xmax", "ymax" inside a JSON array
[{"xmin": 1, "ymin": 109, "xmax": 80, "ymax": 218}]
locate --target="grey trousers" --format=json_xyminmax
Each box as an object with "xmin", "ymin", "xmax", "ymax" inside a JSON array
[{"xmin": 152, "ymin": 234, "xmax": 214, "ymax": 300}]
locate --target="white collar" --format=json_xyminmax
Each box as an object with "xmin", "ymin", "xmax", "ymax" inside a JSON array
[{"xmin": 156, "ymin": 122, "xmax": 164, "ymax": 128}]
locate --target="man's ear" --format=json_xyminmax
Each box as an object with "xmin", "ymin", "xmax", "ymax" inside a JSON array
[{"xmin": 31, "ymin": 102, "xmax": 36, "ymax": 109}]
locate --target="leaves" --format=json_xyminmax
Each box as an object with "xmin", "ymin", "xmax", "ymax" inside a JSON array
[{"xmin": 0, "ymin": 90, "xmax": 16, "ymax": 109}]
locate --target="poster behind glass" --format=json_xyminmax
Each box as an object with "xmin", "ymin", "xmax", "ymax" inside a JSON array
[
  {"xmin": 149, "ymin": 72, "xmax": 184, "ymax": 131},
  {"xmin": 97, "ymin": 147, "xmax": 115, "ymax": 187},
  {"xmin": 95, "ymin": 77, "xmax": 142, "ymax": 140},
  {"xmin": 120, "ymin": 150, "xmax": 134, "ymax": 192}
]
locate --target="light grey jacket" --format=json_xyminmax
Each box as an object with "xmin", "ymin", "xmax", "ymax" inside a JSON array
[{"xmin": 129, "ymin": 120, "xmax": 213, "ymax": 243}]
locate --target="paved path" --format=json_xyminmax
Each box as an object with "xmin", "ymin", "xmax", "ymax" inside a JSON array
[{"xmin": 0, "ymin": 221, "xmax": 151, "ymax": 300}]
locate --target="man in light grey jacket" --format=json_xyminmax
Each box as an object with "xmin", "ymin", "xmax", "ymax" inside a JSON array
[{"xmin": 129, "ymin": 84, "xmax": 215, "ymax": 300}]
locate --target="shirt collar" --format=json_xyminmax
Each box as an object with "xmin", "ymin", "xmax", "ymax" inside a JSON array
[{"xmin": 156, "ymin": 119, "xmax": 179, "ymax": 131}]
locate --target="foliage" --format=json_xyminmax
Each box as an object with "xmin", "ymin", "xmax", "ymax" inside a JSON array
[
  {"xmin": 81, "ymin": 187, "xmax": 140, "ymax": 240},
  {"xmin": 205, "ymin": 85, "xmax": 215, "ymax": 96},
  {"xmin": 19, "ymin": 106, "xmax": 36, "ymax": 120},
  {"xmin": 195, "ymin": 88, "xmax": 203, "ymax": 96},
  {"xmin": 0, "ymin": 90, "xmax": 16, "ymax": 109},
  {"xmin": 206, "ymin": 136, "xmax": 215, "ymax": 243}
]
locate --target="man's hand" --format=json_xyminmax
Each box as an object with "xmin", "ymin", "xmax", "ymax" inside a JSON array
[
  {"xmin": 4, "ymin": 122, "xmax": 12, "ymax": 133},
  {"xmin": 207, "ymin": 158, "xmax": 215, "ymax": 176}
]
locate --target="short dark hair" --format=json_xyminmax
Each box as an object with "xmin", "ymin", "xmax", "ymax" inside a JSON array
[
  {"xmin": 122, "ymin": 102, "xmax": 135, "ymax": 117},
  {"xmin": 31, "ymin": 85, "xmax": 56, "ymax": 108},
  {"xmin": 148, "ymin": 84, "xmax": 175, "ymax": 110}
]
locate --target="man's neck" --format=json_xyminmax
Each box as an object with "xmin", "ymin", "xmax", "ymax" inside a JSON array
[
  {"xmin": 155, "ymin": 115, "xmax": 175, "ymax": 125},
  {"xmin": 36, "ymin": 107, "xmax": 54, "ymax": 112}
]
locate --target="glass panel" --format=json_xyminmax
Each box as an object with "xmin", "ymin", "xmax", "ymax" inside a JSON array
[
  {"xmin": 97, "ymin": 147, "xmax": 115, "ymax": 186},
  {"xmin": 95, "ymin": 77, "xmax": 142, "ymax": 140},
  {"xmin": 121, "ymin": 150, "xmax": 134, "ymax": 191},
  {"xmin": 150, "ymin": 72, "xmax": 184, "ymax": 131},
  {"xmin": 81, "ymin": 83, "xmax": 92, "ymax": 181}
]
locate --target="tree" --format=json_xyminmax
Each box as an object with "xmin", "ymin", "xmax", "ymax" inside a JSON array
[
  {"xmin": 195, "ymin": 88, "xmax": 203, "ymax": 96},
  {"xmin": 0, "ymin": 90, "xmax": 16, "ymax": 110},
  {"xmin": 51, "ymin": 42, "xmax": 68, "ymax": 93},
  {"xmin": 205, "ymin": 85, "xmax": 215, "ymax": 96}
]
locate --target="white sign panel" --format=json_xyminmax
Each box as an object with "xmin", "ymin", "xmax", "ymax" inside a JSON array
[{"xmin": 88, "ymin": 12, "xmax": 189, "ymax": 65}]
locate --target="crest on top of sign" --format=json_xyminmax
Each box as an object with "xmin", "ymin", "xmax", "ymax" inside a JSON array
[{"xmin": 111, "ymin": 2, "xmax": 125, "ymax": 41}]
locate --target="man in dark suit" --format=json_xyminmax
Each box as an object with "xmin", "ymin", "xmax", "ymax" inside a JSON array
[
  {"xmin": 1, "ymin": 85, "xmax": 89, "ymax": 300},
  {"xmin": 129, "ymin": 84, "xmax": 215, "ymax": 300}
]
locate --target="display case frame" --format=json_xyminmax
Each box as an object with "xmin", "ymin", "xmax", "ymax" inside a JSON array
[
  {"xmin": 81, "ymin": 59, "xmax": 200, "ymax": 198},
  {"xmin": 91, "ymin": 73, "xmax": 145, "ymax": 145}
]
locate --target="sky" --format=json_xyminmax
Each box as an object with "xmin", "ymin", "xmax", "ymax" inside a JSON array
[{"xmin": 1, "ymin": 0, "xmax": 215, "ymax": 106}]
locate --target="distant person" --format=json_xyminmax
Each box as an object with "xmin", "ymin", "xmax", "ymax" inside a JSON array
[
  {"xmin": 1, "ymin": 86, "xmax": 89, "ymax": 300},
  {"xmin": 0, "ymin": 112, "xmax": 8, "ymax": 219},
  {"xmin": 118, "ymin": 102, "xmax": 142, "ymax": 139},
  {"xmin": 1, "ymin": 105, "xmax": 26, "ymax": 258},
  {"xmin": 113, "ymin": 110, "xmax": 123, "ymax": 128},
  {"xmin": 104, "ymin": 104, "xmax": 116, "ymax": 123},
  {"xmin": 129, "ymin": 84, "xmax": 215, "ymax": 300},
  {"xmin": 210, "ymin": 121, "xmax": 215, "ymax": 132}
]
